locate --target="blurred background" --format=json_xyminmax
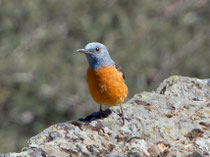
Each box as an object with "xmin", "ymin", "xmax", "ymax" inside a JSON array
[{"xmin": 0, "ymin": 0, "xmax": 209, "ymax": 153}]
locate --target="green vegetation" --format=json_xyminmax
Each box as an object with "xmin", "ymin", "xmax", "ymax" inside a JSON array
[{"xmin": 0, "ymin": 0, "xmax": 209, "ymax": 153}]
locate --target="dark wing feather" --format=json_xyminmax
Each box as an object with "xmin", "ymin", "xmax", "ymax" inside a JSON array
[{"xmin": 114, "ymin": 63, "xmax": 125, "ymax": 80}]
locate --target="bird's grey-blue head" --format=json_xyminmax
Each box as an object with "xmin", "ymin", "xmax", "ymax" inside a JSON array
[{"xmin": 77, "ymin": 42, "xmax": 114, "ymax": 69}]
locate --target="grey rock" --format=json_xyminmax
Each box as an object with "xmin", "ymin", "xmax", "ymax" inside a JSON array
[
  {"xmin": 187, "ymin": 151, "xmax": 203, "ymax": 157},
  {"xmin": 1, "ymin": 76, "xmax": 210, "ymax": 157}
]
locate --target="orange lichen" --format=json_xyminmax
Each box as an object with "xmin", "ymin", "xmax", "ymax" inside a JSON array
[
  {"xmin": 157, "ymin": 143, "xmax": 167, "ymax": 151},
  {"xmin": 86, "ymin": 65, "xmax": 128, "ymax": 106}
]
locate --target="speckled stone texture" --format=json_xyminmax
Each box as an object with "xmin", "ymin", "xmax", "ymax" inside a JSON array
[{"xmin": 1, "ymin": 76, "xmax": 210, "ymax": 157}]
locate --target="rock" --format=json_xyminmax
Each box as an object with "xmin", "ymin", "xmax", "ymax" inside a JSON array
[
  {"xmin": 1, "ymin": 76, "xmax": 210, "ymax": 157},
  {"xmin": 187, "ymin": 151, "xmax": 203, "ymax": 157}
]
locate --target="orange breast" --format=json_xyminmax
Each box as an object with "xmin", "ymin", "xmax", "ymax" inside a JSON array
[{"xmin": 86, "ymin": 65, "xmax": 128, "ymax": 106}]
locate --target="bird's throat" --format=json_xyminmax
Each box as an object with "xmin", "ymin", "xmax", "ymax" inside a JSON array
[{"xmin": 86, "ymin": 54, "xmax": 114, "ymax": 70}]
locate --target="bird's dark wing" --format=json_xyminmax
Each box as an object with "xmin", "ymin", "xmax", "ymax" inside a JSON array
[{"xmin": 114, "ymin": 63, "xmax": 125, "ymax": 80}]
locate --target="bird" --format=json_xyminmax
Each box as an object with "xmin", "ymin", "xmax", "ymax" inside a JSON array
[{"xmin": 77, "ymin": 42, "xmax": 128, "ymax": 123}]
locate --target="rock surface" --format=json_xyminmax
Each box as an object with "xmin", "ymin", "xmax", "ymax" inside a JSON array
[{"xmin": 1, "ymin": 76, "xmax": 210, "ymax": 157}]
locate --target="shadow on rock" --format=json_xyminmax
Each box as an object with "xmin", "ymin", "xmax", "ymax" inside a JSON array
[{"xmin": 79, "ymin": 109, "xmax": 112, "ymax": 122}]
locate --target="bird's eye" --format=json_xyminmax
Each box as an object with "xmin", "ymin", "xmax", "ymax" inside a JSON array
[{"xmin": 95, "ymin": 47, "xmax": 100, "ymax": 52}]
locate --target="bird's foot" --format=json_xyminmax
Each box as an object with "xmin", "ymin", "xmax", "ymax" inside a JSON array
[{"xmin": 99, "ymin": 110, "xmax": 106, "ymax": 118}]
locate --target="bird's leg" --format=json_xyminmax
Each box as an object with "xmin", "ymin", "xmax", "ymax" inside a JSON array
[
  {"xmin": 99, "ymin": 104, "xmax": 105, "ymax": 118},
  {"xmin": 120, "ymin": 104, "xmax": 125, "ymax": 125}
]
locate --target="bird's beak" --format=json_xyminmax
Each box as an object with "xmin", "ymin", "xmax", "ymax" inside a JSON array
[{"xmin": 76, "ymin": 49, "xmax": 89, "ymax": 54}]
